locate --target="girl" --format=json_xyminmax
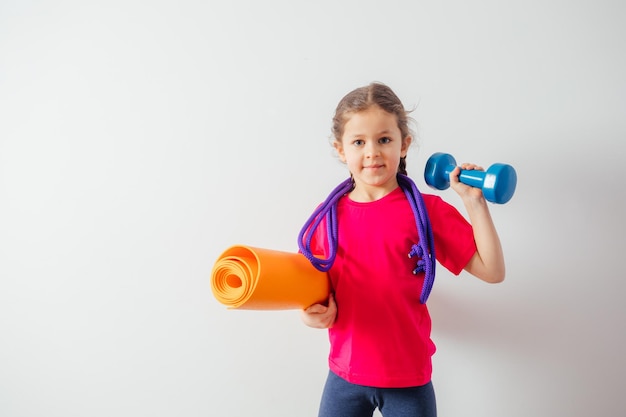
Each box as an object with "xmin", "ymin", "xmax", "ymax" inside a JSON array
[{"xmin": 299, "ymin": 82, "xmax": 505, "ymax": 417}]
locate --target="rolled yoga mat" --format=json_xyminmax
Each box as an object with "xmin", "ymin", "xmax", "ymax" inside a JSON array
[{"xmin": 211, "ymin": 245, "xmax": 330, "ymax": 310}]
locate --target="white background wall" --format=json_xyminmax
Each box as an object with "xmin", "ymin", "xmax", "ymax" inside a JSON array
[{"xmin": 1, "ymin": 1, "xmax": 624, "ymax": 416}]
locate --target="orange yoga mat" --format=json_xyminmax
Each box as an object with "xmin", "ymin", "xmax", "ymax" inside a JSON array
[{"xmin": 211, "ymin": 245, "xmax": 330, "ymax": 310}]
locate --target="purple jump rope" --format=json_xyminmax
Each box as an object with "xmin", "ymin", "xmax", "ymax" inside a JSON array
[{"xmin": 298, "ymin": 174, "xmax": 437, "ymax": 304}]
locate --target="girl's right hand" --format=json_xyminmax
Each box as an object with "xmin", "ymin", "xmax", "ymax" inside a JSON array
[{"xmin": 300, "ymin": 293, "xmax": 337, "ymax": 329}]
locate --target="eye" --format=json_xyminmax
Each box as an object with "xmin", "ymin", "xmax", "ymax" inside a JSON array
[
  {"xmin": 379, "ymin": 137, "xmax": 392, "ymax": 144},
  {"xmin": 353, "ymin": 139, "xmax": 365, "ymax": 146}
]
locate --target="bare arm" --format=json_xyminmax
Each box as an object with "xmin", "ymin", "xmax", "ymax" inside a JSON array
[
  {"xmin": 300, "ymin": 293, "xmax": 337, "ymax": 328},
  {"xmin": 450, "ymin": 164, "xmax": 506, "ymax": 283}
]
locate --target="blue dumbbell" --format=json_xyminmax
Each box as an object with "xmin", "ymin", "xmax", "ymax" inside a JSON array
[{"xmin": 424, "ymin": 152, "xmax": 517, "ymax": 204}]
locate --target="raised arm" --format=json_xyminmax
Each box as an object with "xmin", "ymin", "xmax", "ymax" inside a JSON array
[{"xmin": 450, "ymin": 164, "xmax": 506, "ymax": 283}]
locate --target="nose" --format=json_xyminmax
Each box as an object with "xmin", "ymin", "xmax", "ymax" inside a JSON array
[{"xmin": 365, "ymin": 141, "xmax": 380, "ymax": 158}]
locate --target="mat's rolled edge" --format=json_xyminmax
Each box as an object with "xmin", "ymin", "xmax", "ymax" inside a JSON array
[
  {"xmin": 210, "ymin": 255, "xmax": 255, "ymax": 308},
  {"xmin": 210, "ymin": 245, "xmax": 330, "ymax": 310}
]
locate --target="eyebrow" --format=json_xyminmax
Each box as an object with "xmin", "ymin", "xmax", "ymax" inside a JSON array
[{"xmin": 349, "ymin": 129, "xmax": 394, "ymax": 139}]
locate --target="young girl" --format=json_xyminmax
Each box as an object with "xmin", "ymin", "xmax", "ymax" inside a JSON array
[{"xmin": 299, "ymin": 82, "xmax": 505, "ymax": 417}]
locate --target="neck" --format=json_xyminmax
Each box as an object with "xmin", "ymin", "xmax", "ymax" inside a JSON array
[{"xmin": 349, "ymin": 183, "xmax": 399, "ymax": 202}]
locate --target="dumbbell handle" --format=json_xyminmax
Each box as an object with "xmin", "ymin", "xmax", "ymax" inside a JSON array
[{"xmin": 439, "ymin": 164, "xmax": 487, "ymax": 189}]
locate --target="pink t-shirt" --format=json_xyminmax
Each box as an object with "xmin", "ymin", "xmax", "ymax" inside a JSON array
[{"xmin": 311, "ymin": 186, "xmax": 476, "ymax": 388}]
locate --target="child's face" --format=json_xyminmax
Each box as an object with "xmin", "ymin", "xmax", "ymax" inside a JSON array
[{"xmin": 335, "ymin": 106, "xmax": 411, "ymax": 200}]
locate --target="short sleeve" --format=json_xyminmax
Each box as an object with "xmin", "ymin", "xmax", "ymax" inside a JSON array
[{"xmin": 424, "ymin": 194, "xmax": 477, "ymax": 275}]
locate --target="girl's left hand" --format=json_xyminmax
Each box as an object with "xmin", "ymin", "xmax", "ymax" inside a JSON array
[{"xmin": 449, "ymin": 163, "xmax": 486, "ymax": 201}]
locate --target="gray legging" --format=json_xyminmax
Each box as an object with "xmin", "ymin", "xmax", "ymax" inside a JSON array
[{"xmin": 317, "ymin": 371, "xmax": 437, "ymax": 417}]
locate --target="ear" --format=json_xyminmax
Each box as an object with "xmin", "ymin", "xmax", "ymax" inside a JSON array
[
  {"xmin": 401, "ymin": 136, "xmax": 412, "ymax": 157},
  {"xmin": 334, "ymin": 141, "xmax": 347, "ymax": 163}
]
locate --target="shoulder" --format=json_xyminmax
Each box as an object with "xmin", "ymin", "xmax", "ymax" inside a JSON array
[
  {"xmin": 420, "ymin": 192, "xmax": 466, "ymax": 221},
  {"xmin": 421, "ymin": 192, "xmax": 446, "ymax": 210}
]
